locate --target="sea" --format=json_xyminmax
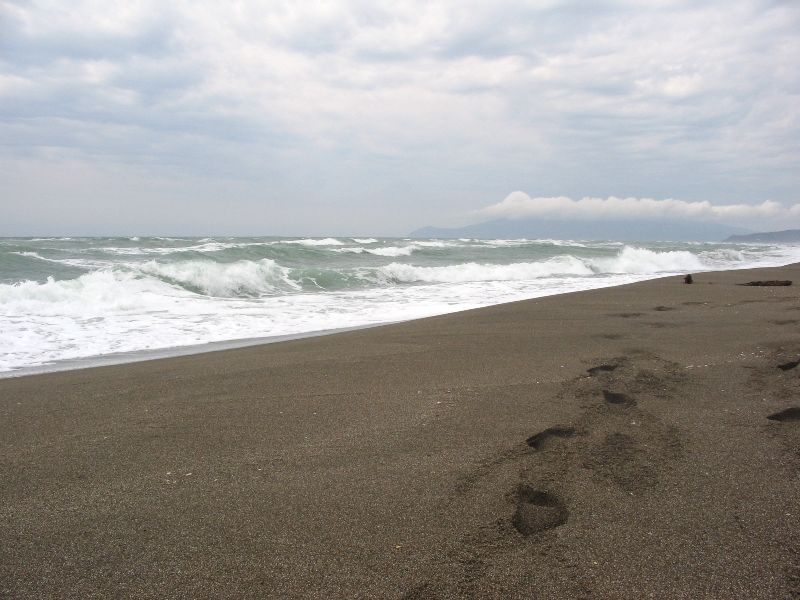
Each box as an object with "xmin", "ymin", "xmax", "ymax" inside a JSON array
[{"xmin": 2, "ymin": 236, "xmax": 799, "ymax": 376}]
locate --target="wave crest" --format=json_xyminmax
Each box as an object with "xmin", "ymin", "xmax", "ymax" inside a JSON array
[
  {"xmin": 378, "ymin": 256, "xmax": 594, "ymax": 283},
  {"xmin": 591, "ymin": 247, "xmax": 704, "ymax": 274},
  {"xmin": 283, "ymin": 238, "xmax": 345, "ymax": 246},
  {"xmin": 137, "ymin": 259, "xmax": 298, "ymax": 297}
]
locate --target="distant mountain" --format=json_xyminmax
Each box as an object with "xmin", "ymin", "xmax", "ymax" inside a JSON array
[
  {"xmin": 410, "ymin": 218, "xmax": 751, "ymax": 242},
  {"xmin": 724, "ymin": 229, "xmax": 800, "ymax": 243}
]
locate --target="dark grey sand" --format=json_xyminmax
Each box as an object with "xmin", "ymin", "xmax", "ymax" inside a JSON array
[{"xmin": 2, "ymin": 264, "xmax": 800, "ymax": 599}]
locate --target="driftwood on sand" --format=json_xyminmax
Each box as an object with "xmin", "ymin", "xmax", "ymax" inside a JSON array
[{"xmin": 740, "ymin": 280, "xmax": 792, "ymax": 286}]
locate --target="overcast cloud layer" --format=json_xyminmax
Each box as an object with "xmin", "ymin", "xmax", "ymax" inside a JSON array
[{"xmin": 1, "ymin": 0, "xmax": 799, "ymax": 235}]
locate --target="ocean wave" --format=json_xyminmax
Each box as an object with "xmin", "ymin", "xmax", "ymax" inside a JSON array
[
  {"xmin": 378, "ymin": 256, "xmax": 594, "ymax": 284},
  {"xmin": 12, "ymin": 252, "xmax": 111, "ymax": 270},
  {"xmin": 0, "ymin": 270, "xmax": 187, "ymax": 315},
  {"xmin": 12, "ymin": 251, "xmax": 95, "ymax": 268},
  {"xmin": 352, "ymin": 238, "xmax": 378, "ymax": 244},
  {"xmin": 330, "ymin": 245, "xmax": 417, "ymax": 257},
  {"xmin": 0, "ymin": 258, "xmax": 305, "ymax": 307},
  {"xmin": 329, "ymin": 247, "xmax": 365, "ymax": 254},
  {"xmin": 376, "ymin": 246, "xmax": 712, "ymax": 284},
  {"xmin": 5, "ymin": 238, "xmax": 800, "ymax": 373},
  {"xmin": 283, "ymin": 238, "xmax": 345, "ymax": 246},
  {"xmin": 474, "ymin": 239, "xmax": 530, "ymax": 247},
  {"xmin": 589, "ymin": 247, "xmax": 704, "ymax": 274},
  {"xmin": 137, "ymin": 259, "xmax": 299, "ymax": 297},
  {"xmin": 79, "ymin": 241, "xmax": 253, "ymax": 255},
  {"xmin": 698, "ymin": 248, "xmax": 746, "ymax": 263},
  {"xmin": 365, "ymin": 246, "xmax": 416, "ymax": 257},
  {"xmin": 413, "ymin": 240, "xmax": 460, "ymax": 248}
]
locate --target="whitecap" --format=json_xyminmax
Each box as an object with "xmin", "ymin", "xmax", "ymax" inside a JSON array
[
  {"xmin": 284, "ymin": 238, "xmax": 345, "ymax": 246},
  {"xmin": 136, "ymin": 259, "xmax": 299, "ymax": 297},
  {"xmin": 378, "ymin": 256, "xmax": 594, "ymax": 284},
  {"xmin": 589, "ymin": 246, "xmax": 705, "ymax": 274}
]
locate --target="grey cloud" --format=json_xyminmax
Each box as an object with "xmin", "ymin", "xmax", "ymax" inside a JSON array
[
  {"xmin": 0, "ymin": 19, "xmax": 174, "ymax": 66},
  {"xmin": 1, "ymin": 0, "xmax": 799, "ymax": 235}
]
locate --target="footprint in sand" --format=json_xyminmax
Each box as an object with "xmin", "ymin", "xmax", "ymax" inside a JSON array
[
  {"xmin": 587, "ymin": 363, "xmax": 618, "ymax": 376},
  {"xmin": 526, "ymin": 426, "xmax": 577, "ymax": 450},
  {"xmin": 777, "ymin": 359, "xmax": 800, "ymax": 371},
  {"xmin": 583, "ymin": 432, "xmax": 659, "ymax": 492},
  {"xmin": 511, "ymin": 485, "xmax": 569, "ymax": 536},
  {"xmin": 593, "ymin": 333, "xmax": 625, "ymax": 340},
  {"xmin": 602, "ymin": 389, "xmax": 637, "ymax": 407},
  {"xmin": 767, "ymin": 407, "xmax": 800, "ymax": 422}
]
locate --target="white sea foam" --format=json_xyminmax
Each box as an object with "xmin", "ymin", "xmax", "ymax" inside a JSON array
[
  {"xmin": 284, "ymin": 238, "xmax": 345, "ymax": 246},
  {"xmin": 0, "ymin": 268, "xmax": 647, "ymax": 373},
  {"xmin": 476, "ymin": 239, "xmax": 530, "ymax": 247},
  {"xmin": 331, "ymin": 245, "xmax": 417, "ymax": 256},
  {"xmin": 0, "ymin": 270, "xmax": 187, "ymax": 315},
  {"xmin": 352, "ymin": 238, "xmax": 378, "ymax": 244},
  {"xmin": 413, "ymin": 240, "xmax": 459, "ymax": 247},
  {"xmin": 330, "ymin": 247, "xmax": 366, "ymax": 254},
  {"xmin": 589, "ymin": 247, "xmax": 705, "ymax": 274},
  {"xmin": 14, "ymin": 251, "xmax": 99, "ymax": 268},
  {"xmin": 84, "ymin": 241, "xmax": 247, "ymax": 255},
  {"xmin": 366, "ymin": 246, "xmax": 416, "ymax": 257},
  {"xmin": 379, "ymin": 256, "xmax": 594, "ymax": 284}
]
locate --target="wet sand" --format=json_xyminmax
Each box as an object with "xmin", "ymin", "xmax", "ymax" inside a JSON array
[{"xmin": 2, "ymin": 264, "xmax": 800, "ymax": 599}]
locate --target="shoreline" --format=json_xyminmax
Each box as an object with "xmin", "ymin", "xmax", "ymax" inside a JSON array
[
  {"xmin": 1, "ymin": 274, "xmax": 666, "ymax": 379},
  {"xmin": 2, "ymin": 262, "xmax": 800, "ymax": 598},
  {"xmin": 4, "ymin": 236, "xmax": 800, "ymax": 379},
  {"xmin": 0, "ymin": 265, "xmax": 768, "ymax": 379},
  {"xmin": 0, "ymin": 323, "xmax": 388, "ymax": 380}
]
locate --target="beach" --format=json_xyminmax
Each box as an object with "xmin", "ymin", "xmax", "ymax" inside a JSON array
[{"xmin": 2, "ymin": 262, "xmax": 799, "ymax": 598}]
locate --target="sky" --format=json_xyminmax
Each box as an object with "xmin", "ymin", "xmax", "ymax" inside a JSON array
[{"xmin": 1, "ymin": 0, "xmax": 799, "ymax": 236}]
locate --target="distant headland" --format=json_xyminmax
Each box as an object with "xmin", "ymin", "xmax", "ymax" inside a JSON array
[{"xmin": 724, "ymin": 229, "xmax": 800, "ymax": 243}]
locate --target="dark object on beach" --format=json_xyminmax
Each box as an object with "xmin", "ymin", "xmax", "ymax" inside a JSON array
[
  {"xmin": 684, "ymin": 274, "xmax": 693, "ymax": 284},
  {"xmin": 767, "ymin": 407, "xmax": 800, "ymax": 422},
  {"xmin": 741, "ymin": 280, "xmax": 792, "ymax": 286},
  {"xmin": 777, "ymin": 359, "xmax": 800, "ymax": 371},
  {"xmin": 587, "ymin": 364, "xmax": 618, "ymax": 376}
]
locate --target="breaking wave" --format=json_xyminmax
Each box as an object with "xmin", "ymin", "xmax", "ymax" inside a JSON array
[
  {"xmin": 591, "ymin": 247, "xmax": 705, "ymax": 274},
  {"xmin": 379, "ymin": 256, "xmax": 594, "ymax": 283},
  {"xmin": 283, "ymin": 238, "xmax": 345, "ymax": 246},
  {"xmin": 137, "ymin": 259, "xmax": 298, "ymax": 297}
]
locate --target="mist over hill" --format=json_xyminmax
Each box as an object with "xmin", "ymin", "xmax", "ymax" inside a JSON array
[{"xmin": 410, "ymin": 219, "xmax": 751, "ymax": 242}]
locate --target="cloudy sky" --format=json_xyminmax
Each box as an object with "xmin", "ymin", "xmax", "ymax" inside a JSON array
[{"xmin": 1, "ymin": 0, "xmax": 798, "ymax": 236}]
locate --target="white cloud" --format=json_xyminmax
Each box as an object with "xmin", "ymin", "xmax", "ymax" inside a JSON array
[{"xmin": 478, "ymin": 191, "xmax": 800, "ymax": 226}]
